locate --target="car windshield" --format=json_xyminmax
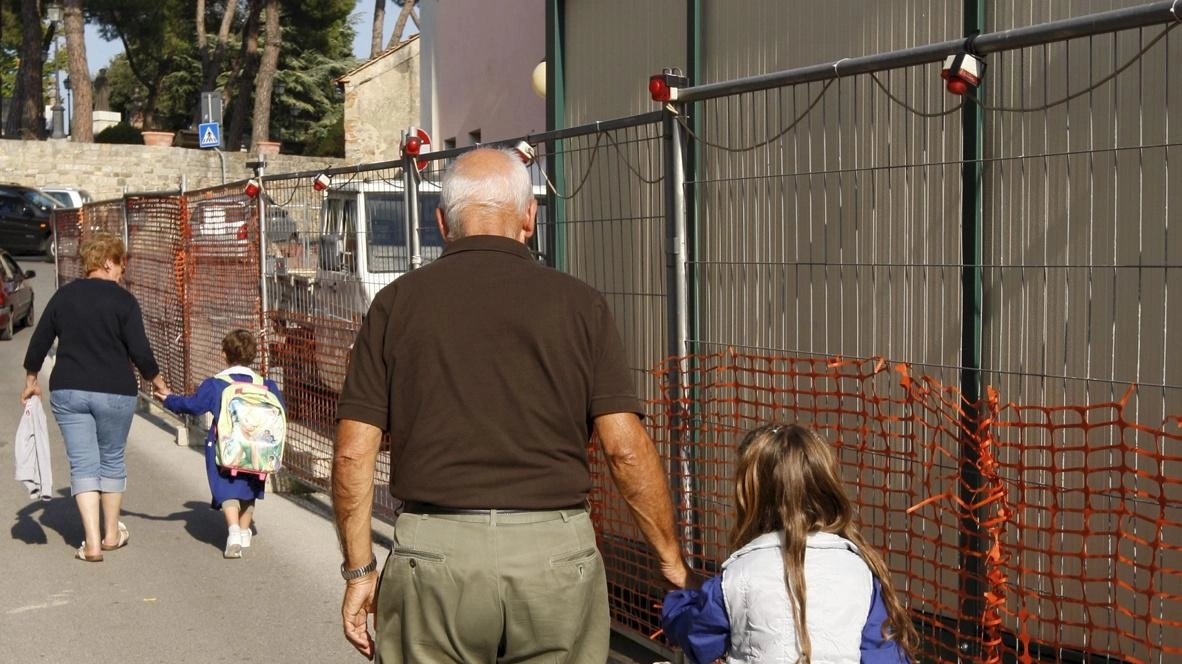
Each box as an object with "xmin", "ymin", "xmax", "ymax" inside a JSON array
[
  {"xmin": 43, "ymin": 191, "xmax": 73, "ymax": 208},
  {"xmin": 23, "ymin": 190, "xmax": 60, "ymax": 209}
]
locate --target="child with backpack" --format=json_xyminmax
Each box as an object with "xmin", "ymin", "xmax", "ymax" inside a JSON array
[
  {"xmin": 661, "ymin": 423, "xmax": 918, "ymax": 664},
  {"xmin": 157, "ymin": 329, "xmax": 286, "ymax": 559}
]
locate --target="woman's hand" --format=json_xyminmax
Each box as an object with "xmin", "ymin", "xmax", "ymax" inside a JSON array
[
  {"xmin": 151, "ymin": 376, "xmax": 171, "ymax": 400},
  {"xmin": 20, "ymin": 374, "xmax": 41, "ymax": 402}
]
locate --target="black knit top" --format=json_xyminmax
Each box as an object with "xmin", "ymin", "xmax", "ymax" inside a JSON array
[{"xmin": 23, "ymin": 278, "xmax": 160, "ymax": 396}]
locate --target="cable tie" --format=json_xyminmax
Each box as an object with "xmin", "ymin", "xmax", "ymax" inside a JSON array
[
  {"xmin": 832, "ymin": 57, "xmax": 849, "ymax": 78},
  {"xmin": 965, "ymin": 30, "xmax": 982, "ymax": 56}
]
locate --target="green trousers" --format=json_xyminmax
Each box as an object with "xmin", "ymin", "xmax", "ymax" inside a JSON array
[{"xmin": 375, "ymin": 507, "xmax": 610, "ymax": 664}]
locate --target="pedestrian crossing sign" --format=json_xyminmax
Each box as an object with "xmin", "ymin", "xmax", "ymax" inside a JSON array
[{"xmin": 198, "ymin": 122, "xmax": 221, "ymax": 149}]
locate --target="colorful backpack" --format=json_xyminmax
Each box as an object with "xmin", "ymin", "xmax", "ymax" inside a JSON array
[{"xmin": 214, "ymin": 370, "xmax": 286, "ymax": 479}]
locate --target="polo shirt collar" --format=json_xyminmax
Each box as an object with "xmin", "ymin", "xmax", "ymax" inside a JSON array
[{"xmin": 439, "ymin": 234, "xmax": 534, "ymax": 261}]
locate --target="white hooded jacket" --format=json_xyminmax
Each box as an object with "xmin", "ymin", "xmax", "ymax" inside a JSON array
[
  {"xmin": 14, "ymin": 395, "xmax": 52, "ymax": 500},
  {"xmin": 721, "ymin": 531, "xmax": 873, "ymax": 664}
]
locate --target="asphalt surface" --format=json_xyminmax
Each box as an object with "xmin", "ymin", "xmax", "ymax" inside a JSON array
[{"xmin": 0, "ymin": 262, "xmax": 665, "ymax": 664}]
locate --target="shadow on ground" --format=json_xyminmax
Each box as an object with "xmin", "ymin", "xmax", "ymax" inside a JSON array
[{"xmin": 10, "ymin": 493, "xmax": 231, "ymax": 553}]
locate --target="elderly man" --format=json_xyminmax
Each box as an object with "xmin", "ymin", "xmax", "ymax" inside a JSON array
[{"xmin": 332, "ymin": 147, "xmax": 692, "ymax": 663}]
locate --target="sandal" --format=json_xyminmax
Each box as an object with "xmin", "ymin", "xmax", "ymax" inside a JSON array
[
  {"xmin": 101, "ymin": 522, "xmax": 130, "ymax": 551},
  {"xmin": 75, "ymin": 544, "xmax": 103, "ymax": 562}
]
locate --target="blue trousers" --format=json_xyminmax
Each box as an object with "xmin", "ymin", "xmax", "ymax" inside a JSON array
[{"xmin": 50, "ymin": 389, "xmax": 138, "ymax": 494}]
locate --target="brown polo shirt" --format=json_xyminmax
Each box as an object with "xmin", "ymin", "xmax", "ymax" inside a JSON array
[{"xmin": 337, "ymin": 234, "xmax": 642, "ymax": 509}]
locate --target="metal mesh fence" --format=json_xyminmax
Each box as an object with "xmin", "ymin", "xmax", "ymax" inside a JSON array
[
  {"xmin": 124, "ymin": 195, "xmax": 187, "ymax": 394},
  {"xmin": 48, "ymin": 7, "xmax": 1182, "ymax": 662}
]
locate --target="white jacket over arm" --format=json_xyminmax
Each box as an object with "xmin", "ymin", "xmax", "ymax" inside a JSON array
[{"xmin": 14, "ymin": 395, "xmax": 52, "ymax": 500}]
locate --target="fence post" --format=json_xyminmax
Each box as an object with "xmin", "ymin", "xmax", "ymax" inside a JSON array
[
  {"xmin": 545, "ymin": 0, "xmax": 566, "ymax": 271},
  {"xmin": 663, "ymin": 102, "xmax": 697, "ymax": 566},
  {"xmin": 403, "ymin": 130, "xmax": 423, "ymax": 271},
  {"xmin": 956, "ymin": 0, "xmax": 987, "ymax": 657},
  {"xmin": 251, "ymin": 160, "xmax": 271, "ymax": 372}
]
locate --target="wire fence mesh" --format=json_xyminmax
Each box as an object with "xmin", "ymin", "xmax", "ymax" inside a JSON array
[{"xmin": 49, "ymin": 10, "xmax": 1182, "ymax": 663}]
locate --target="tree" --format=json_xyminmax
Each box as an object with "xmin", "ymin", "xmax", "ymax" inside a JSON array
[
  {"xmin": 196, "ymin": 0, "xmax": 236, "ymax": 101},
  {"xmin": 369, "ymin": 0, "xmax": 385, "ymax": 59},
  {"xmin": 1, "ymin": 1, "xmax": 20, "ymax": 101},
  {"xmin": 388, "ymin": 0, "xmax": 417, "ymax": 50},
  {"xmin": 224, "ymin": 0, "xmax": 261, "ymax": 150},
  {"xmin": 90, "ymin": 0, "xmax": 197, "ymax": 130},
  {"xmin": 64, "ymin": 0, "xmax": 92, "ymax": 141},
  {"xmin": 3, "ymin": 0, "xmax": 46, "ymax": 138},
  {"xmin": 248, "ymin": 0, "xmax": 279, "ymax": 152}
]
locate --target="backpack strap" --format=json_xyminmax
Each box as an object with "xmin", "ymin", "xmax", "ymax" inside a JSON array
[{"xmin": 214, "ymin": 367, "xmax": 265, "ymax": 386}]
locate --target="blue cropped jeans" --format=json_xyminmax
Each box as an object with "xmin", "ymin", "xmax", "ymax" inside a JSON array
[{"xmin": 50, "ymin": 389, "xmax": 138, "ymax": 494}]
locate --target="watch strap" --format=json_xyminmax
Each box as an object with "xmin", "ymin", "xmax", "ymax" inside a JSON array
[{"xmin": 341, "ymin": 555, "xmax": 377, "ymax": 580}]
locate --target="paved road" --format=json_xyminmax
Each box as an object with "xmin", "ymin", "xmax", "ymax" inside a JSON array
[{"xmin": 0, "ymin": 262, "xmax": 666, "ymax": 663}]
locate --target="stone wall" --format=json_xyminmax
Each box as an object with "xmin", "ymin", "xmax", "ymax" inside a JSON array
[
  {"xmin": 0, "ymin": 139, "xmax": 347, "ymax": 201},
  {"xmin": 339, "ymin": 36, "xmax": 420, "ymax": 164}
]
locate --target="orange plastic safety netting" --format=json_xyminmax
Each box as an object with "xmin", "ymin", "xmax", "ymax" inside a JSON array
[{"xmin": 589, "ymin": 350, "xmax": 1181, "ymax": 663}]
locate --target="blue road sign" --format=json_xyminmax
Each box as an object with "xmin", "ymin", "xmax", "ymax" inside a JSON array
[{"xmin": 198, "ymin": 122, "xmax": 221, "ymax": 149}]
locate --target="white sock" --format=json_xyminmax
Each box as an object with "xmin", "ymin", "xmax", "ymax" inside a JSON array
[{"xmin": 228, "ymin": 525, "xmax": 241, "ymax": 535}]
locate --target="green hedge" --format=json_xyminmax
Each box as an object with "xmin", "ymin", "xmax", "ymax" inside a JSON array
[{"xmin": 95, "ymin": 123, "xmax": 144, "ymax": 145}]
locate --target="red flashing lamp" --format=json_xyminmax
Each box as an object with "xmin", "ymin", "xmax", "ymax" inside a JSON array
[
  {"xmin": 648, "ymin": 76, "xmax": 671, "ymax": 102},
  {"xmin": 941, "ymin": 53, "xmax": 985, "ymax": 96},
  {"xmin": 236, "ymin": 224, "xmax": 249, "ymax": 241},
  {"xmin": 244, "ymin": 178, "xmax": 261, "ymax": 198},
  {"xmin": 401, "ymin": 127, "xmax": 432, "ymax": 172},
  {"xmin": 312, "ymin": 173, "xmax": 331, "ymax": 191},
  {"xmin": 648, "ymin": 68, "xmax": 689, "ymax": 103}
]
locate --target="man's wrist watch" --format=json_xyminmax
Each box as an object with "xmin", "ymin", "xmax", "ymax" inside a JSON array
[{"xmin": 341, "ymin": 555, "xmax": 377, "ymax": 580}]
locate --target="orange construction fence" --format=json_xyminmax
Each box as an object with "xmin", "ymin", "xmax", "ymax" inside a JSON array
[{"xmin": 598, "ymin": 350, "xmax": 1180, "ymax": 663}]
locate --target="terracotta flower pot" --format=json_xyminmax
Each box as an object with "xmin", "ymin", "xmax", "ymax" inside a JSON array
[
  {"xmin": 142, "ymin": 130, "xmax": 174, "ymax": 146},
  {"xmin": 257, "ymin": 140, "xmax": 281, "ymax": 155}
]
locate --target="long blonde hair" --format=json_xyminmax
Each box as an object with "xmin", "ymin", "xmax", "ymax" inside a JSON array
[{"xmin": 730, "ymin": 423, "xmax": 919, "ymax": 662}]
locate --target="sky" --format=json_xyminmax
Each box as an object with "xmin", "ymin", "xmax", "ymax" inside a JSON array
[{"xmin": 83, "ymin": 3, "xmax": 412, "ymax": 76}]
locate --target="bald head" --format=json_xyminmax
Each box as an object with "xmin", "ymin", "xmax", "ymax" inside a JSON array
[{"xmin": 437, "ymin": 148, "xmax": 536, "ymax": 242}]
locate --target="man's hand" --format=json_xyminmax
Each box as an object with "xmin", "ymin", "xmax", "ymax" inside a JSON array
[{"xmin": 342, "ymin": 574, "xmax": 378, "ymax": 659}]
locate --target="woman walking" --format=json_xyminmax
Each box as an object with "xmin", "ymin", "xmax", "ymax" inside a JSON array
[{"xmin": 21, "ymin": 232, "xmax": 168, "ymax": 562}]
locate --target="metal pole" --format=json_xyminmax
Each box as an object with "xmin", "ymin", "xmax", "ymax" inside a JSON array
[
  {"xmin": 545, "ymin": 0, "xmax": 567, "ymax": 270},
  {"xmin": 213, "ymin": 148, "xmax": 226, "ymax": 184},
  {"xmin": 403, "ymin": 145, "xmax": 422, "ymax": 271},
  {"xmin": 664, "ymin": 103, "xmax": 697, "ymax": 566},
  {"xmin": 674, "ymin": 1, "xmax": 1180, "ymax": 103},
  {"xmin": 253, "ymin": 162, "xmax": 270, "ymax": 359},
  {"xmin": 955, "ymin": 0, "xmax": 987, "ymax": 658}
]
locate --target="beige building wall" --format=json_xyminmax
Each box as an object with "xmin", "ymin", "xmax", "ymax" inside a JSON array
[
  {"xmin": 338, "ymin": 36, "xmax": 420, "ymax": 163},
  {"xmin": 419, "ymin": 0, "xmax": 545, "ymax": 148}
]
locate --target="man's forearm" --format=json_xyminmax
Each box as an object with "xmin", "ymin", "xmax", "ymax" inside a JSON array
[
  {"xmin": 332, "ymin": 418, "xmax": 383, "ymax": 569},
  {"xmin": 596, "ymin": 413, "xmax": 687, "ymax": 584}
]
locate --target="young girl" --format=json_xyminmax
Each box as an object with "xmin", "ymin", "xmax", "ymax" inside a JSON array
[
  {"xmin": 661, "ymin": 423, "xmax": 918, "ymax": 664},
  {"xmin": 158, "ymin": 329, "xmax": 284, "ymax": 559}
]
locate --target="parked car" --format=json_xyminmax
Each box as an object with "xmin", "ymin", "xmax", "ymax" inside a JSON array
[
  {"xmin": 0, "ymin": 184, "xmax": 58, "ymax": 258},
  {"xmin": 40, "ymin": 186, "xmax": 93, "ymax": 209},
  {"xmin": 0, "ymin": 248, "xmax": 36, "ymax": 340}
]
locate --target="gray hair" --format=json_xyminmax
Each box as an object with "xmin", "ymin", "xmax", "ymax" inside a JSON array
[{"xmin": 439, "ymin": 148, "xmax": 533, "ymax": 239}]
